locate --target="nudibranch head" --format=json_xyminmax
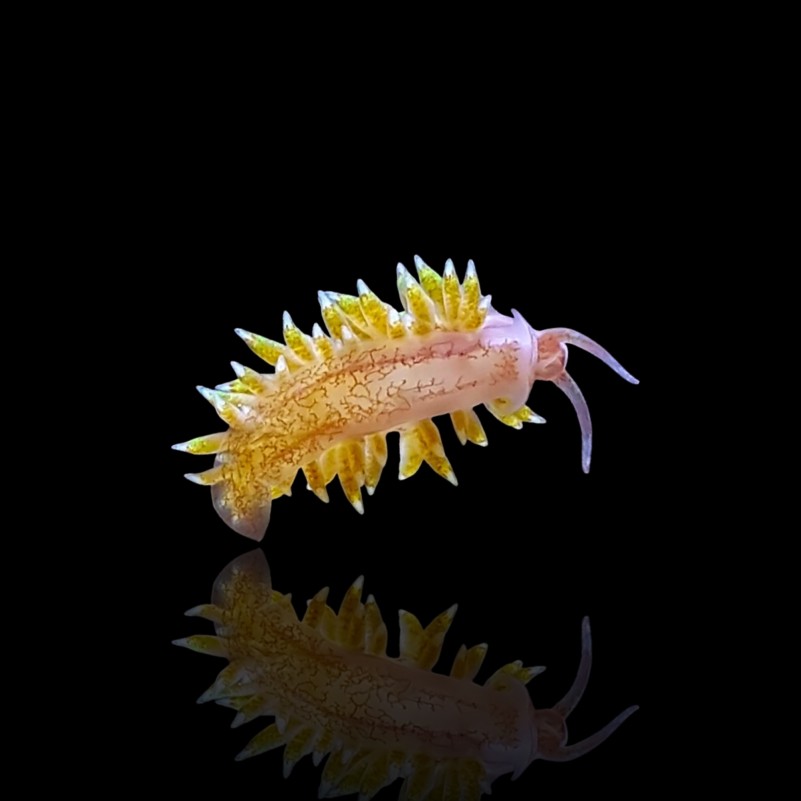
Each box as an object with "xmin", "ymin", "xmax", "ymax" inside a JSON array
[
  {"xmin": 525, "ymin": 618, "xmax": 640, "ymax": 766},
  {"xmin": 525, "ymin": 325, "xmax": 639, "ymax": 473}
]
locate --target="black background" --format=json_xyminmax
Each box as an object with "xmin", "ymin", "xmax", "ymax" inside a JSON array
[
  {"xmin": 141, "ymin": 241, "xmax": 658, "ymax": 798},
  {"xmin": 116, "ymin": 70, "xmax": 676, "ymax": 799}
]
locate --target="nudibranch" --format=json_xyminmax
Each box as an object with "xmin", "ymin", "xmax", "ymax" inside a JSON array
[
  {"xmin": 174, "ymin": 550, "xmax": 638, "ymax": 800},
  {"xmin": 173, "ymin": 257, "xmax": 638, "ymax": 539}
]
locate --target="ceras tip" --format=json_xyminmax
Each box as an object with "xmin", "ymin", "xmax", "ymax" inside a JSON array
[
  {"xmin": 196, "ymin": 687, "xmax": 217, "ymax": 704},
  {"xmin": 396, "ymin": 263, "xmax": 414, "ymax": 291},
  {"xmin": 307, "ymin": 484, "xmax": 330, "ymax": 503}
]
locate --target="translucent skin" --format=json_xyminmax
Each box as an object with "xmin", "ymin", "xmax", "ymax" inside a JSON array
[
  {"xmin": 213, "ymin": 311, "xmax": 532, "ymax": 538},
  {"xmin": 174, "ymin": 257, "xmax": 638, "ymax": 539},
  {"xmin": 173, "ymin": 551, "xmax": 639, "ymax": 800}
]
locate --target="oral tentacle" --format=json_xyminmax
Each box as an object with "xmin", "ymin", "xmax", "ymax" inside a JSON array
[
  {"xmin": 555, "ymin": 616, "xmax": 592, "ymax": 719},
  {"xmin": 552, "ymin": 372, "xmax": 592, "ymax": 473},
  {"xmin": 546, "ymin": 705, "xmax": 640, "ymax": 762},
  {"xmin": 542, "ymin": 327, "xmax": 639, "ymax": 384}
]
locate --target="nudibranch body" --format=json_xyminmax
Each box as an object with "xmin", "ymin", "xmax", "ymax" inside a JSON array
[
  {"xmin": 174, "ymin": 551, "xmax": 639, "ymax": 800},
  {"xmin": 173, "ymin": 257, "xmax": 638, "ymax": 539}
]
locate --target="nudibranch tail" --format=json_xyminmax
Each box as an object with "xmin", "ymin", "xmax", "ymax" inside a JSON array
[
  {"xmin": 534, "ymin": 327, "xmax": 639, "ymax": 474},
  {"xmin": 532, "ymin": 617, "xmax": 639, "ymax": 764}
]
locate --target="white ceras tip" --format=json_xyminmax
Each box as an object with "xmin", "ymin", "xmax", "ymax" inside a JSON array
[{"xmin": 396, "ymin": 262, "xmax": 412, "ymax": 283}]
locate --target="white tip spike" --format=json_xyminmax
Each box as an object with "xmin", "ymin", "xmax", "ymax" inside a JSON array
[
  {"xmin": 306, "ymin": 483, "xmax": 330, "ymax": 503},
  {"xmin": 396, "ymin": 263, "xmax": 414, "ymax": 305},
  {"xmin": 196, "ymin": 385, "xmax": 244, "ymax": 422}
]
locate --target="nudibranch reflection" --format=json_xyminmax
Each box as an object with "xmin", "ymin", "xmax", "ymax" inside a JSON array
[{"xmin": 174, "ymin": 550, "xmax": 638, "ymax": 800}]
